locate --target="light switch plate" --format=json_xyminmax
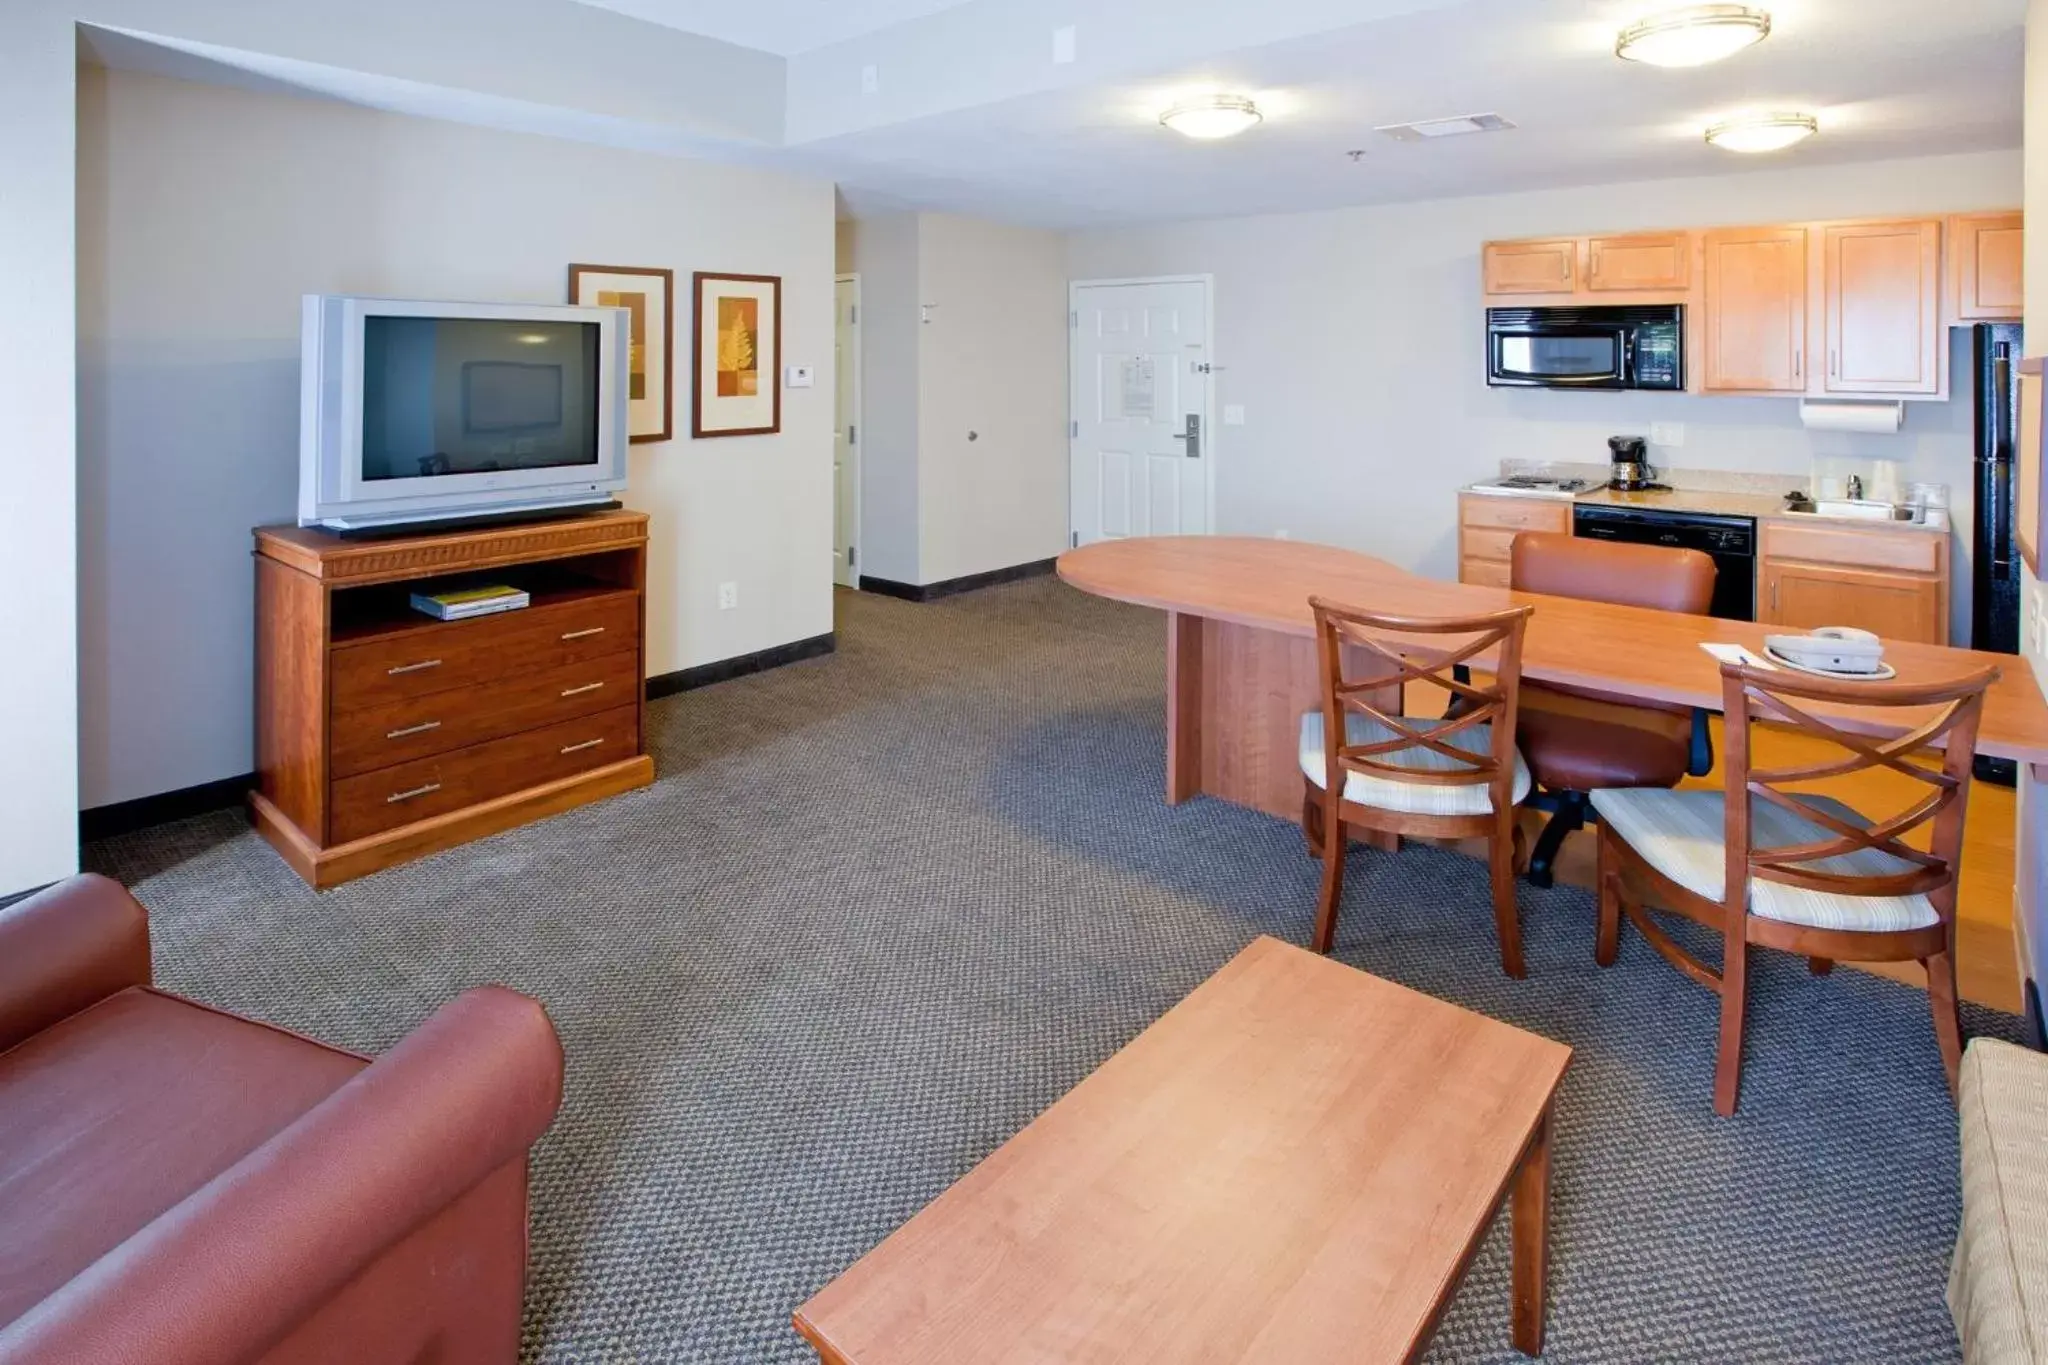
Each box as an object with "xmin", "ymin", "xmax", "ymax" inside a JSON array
[
  {"xmin": 1052, "ymin": 26, "xmax": 1076, "ymax": 63},
  {"xmin": 785, "ymin": 365, "xmax": 814, "ymax": 388},
  {"xmin": 861, "ymin": 65, "xmax": 879, "ymax": 94},
  {"xmin": 1223, "ymin": 405, "xmax": 1246, "ymax": 426},
  {"xmin": 1650, "ymin": 421, "xmax": 1685, "ymax": 448}
]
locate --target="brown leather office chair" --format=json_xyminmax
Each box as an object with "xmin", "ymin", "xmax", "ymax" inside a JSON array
[
  {"xmin": 1509, "ymin": 532, "xmax": 1718, "ymax": 887},
  {"xmin": 0, "ymin": 875, "xmax": 564, "ymax": 1365}
]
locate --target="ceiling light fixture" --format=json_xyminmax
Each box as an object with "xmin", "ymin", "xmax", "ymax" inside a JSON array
[
  {"xmin": 1160, "ymin": 94, "xmax": 1263, "ymax": 140},
  {"xmin": 1616, "ymin": 4, "xmax": 1771, "ymax": 67},
  {"xmin": 1704, "ymin": 111, "xmax": 1817, "ymax": 153}
]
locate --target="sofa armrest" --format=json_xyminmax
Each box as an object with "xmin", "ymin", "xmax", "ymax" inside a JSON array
[
  {"xmin": 0, "ymin": 874, "xmax": 152, "ymax": 1052},
  {"xmin": 0, "ymin": 986, "xmax": 564, "ymax": 1365}
]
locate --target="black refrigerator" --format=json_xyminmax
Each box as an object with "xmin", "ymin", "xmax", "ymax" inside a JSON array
[{"xmin": 1970, "ymin": 322, "xmax": 2024, "ymax": 785}]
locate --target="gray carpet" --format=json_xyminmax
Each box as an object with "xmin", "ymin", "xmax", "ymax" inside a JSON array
[{"xmin": 86, "ymin": 577, "xmax": 2018, "ymax": 1363}]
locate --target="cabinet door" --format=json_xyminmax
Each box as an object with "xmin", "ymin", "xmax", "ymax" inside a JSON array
[
  {"xmin": 1822, "ymin": 219, "xmax": 1942, "ymax": 395},
  {"xmin": 1760, "ymin": 561, "xmax": 1944, "ymax": 644},
  {"xmin": 1950, "ymin": 212, "xmax": 2024, "ymax": 321},
  {"xmin": 1483, "ymin": 239, "xmax": 1577, "ymax": 296},
  {"xmin": 1702, "ymin": 227, "xmax": 1807, "ymax": 392},
  {"xmin": 1586, "ymin": 233, "xmax": 1690, "ymax": 293}
]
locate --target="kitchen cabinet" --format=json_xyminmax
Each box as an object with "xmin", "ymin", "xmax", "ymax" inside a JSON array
[
  {"xmin": 1457, "ymin": 494, "xmax": 1570, "ymax": 586},
  {"xmin": 1586, "ymin": 233, "xmax": 1691, "ymax": 293},
  {"xmin": 1758, "ymin": 521, "xmax": 1948, "ymax": 646},
  {"xmin": 1950, "ymin": 212, "xmax": 2024, "ymax": 322},
  {"xmin": 1701, "ymin": 227, "xmax": 1807, "ymax": 394},
  {"xmin": 1482, "ymin": 240, "xmax": 1577, "ymax": 296},
  {"xmin": 1821, "ymin": 219, "xmax": 1943, "ymax": 396}
]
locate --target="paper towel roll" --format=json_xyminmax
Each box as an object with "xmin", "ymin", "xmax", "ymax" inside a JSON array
[{"xmin": 1799, "ymin": 400, "xmax": 1904, "ymax": 434}]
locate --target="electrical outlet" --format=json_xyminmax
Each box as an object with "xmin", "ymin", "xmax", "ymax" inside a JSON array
[
  {"xmin": 861, "ymin": 65, "xmax": 879, "ymax": 95},
  {"xmin": 1223, "ymin": 405, "xmax": 1246, "ymax": 426},
  {"xmin": 718, "ymin": 582, "xmax": 738, "ymax": 611},
  {"xmin": 1650, "ymin": 421, "xmax": 1685, "ymax": 448}
]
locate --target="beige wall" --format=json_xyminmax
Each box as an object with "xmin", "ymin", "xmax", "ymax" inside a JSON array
[{"xmin": 76, "ymin": 65, "xmax": 836, "ymax": 808}]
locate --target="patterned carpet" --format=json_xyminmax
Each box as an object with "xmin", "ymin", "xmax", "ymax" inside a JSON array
[{"xmin": 85, "ymin": 577, "xmax": 2013, "ymax": 1363}]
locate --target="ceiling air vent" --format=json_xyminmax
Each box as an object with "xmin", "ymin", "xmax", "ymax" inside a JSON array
[{"xmin": 1376, "ymin": 113, "xmax": 1516, "ymax": 143}]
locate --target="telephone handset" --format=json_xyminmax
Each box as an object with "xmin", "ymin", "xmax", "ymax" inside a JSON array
[{"xmin": 1762, "ymin": 626, "xmax": 1887, "ymax": 676}]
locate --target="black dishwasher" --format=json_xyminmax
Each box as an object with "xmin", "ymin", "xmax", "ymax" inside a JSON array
[{"xmin": 1571, "ymin": 505, "xmax": 1756, "ymax": 621}]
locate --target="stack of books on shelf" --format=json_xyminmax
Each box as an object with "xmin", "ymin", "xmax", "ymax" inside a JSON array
[{"xmin": 410, "ymin": 584, "xmax": 530, "ymax": 621}]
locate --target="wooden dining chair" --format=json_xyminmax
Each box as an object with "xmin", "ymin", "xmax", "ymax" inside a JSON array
[
  {"xmin": 1302, "ymin": 597, "xmax": 1537, "ymax": 976},
  {"xmin": 1591, "ymin": 660, "xmax": 1999, "ymax": 1116}
]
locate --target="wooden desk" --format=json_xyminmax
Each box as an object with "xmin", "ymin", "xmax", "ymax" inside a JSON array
[
  {"xmin": 794, "ymin": 937, "xmax": 1571, "ymax": 1364},
  {"xmin": 1058, "ymin": 536, "xmax": 2048, "ymax": 821}
]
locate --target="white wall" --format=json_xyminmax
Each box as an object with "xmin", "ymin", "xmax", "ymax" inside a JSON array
[
  {"xmin": 1068, "ymin": 150, "xmax": 2022, "ymax": 630},
  {"xmin": 76, "ymin": 65, "xmax": 835, "ymax": 809},
  {"xmin": 846, "ymin": 212, "xmax": 923, "ymax": 585},
  {"xmin": 845, "ymin": 211, "xmax": 1068, "ymax": 586},
  {"xmin": 915, "ymin": 213, "xmax": 1070, "ymax": 584}
]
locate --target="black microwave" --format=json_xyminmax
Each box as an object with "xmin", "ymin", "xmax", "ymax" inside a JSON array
[{"xmin": 1486, "ymin": 304, "xmax": 1685, "ymax": 391}]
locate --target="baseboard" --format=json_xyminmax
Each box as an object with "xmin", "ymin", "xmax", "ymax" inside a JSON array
[
  {"xmin": 82, "ymin": 774, "xmax": 255, "ymax": 841},
  {"xmin": 645, "ymin": 632, "xmax": 836, "ymax": 700},
  {"xmin": 859, "ymin": 558, "xmax": 1057, "ymax": 603}
]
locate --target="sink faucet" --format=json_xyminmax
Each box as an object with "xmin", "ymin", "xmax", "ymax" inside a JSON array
[{"xmin": 1847, "ymin": 474, "xmax": 1864, "ymax": 501}]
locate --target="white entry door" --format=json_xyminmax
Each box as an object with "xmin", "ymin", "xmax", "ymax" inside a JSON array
[
  {"xmin": 834, "ymin": 276, "xmax": 860, "ymax": 587},
  {"xmin": 1070, "ymin": 278, "xmax": 1212, "ymax": 545}
]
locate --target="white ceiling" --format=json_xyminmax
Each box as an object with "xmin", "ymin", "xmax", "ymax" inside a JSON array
[
  {"xmin": 566, "ymin": 0, "xmax": 982, "ymax": 56},
  {"xmin": 86, "ymin": 0, "xmax": 2029, "ymax": 230},
  {"xmin": 800, "ymin": 0, "xmax": 2027, "ymax": 227}
]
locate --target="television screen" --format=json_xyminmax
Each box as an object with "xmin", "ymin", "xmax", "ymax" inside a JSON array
[{"xmin": 360, "ymin": 317, "xmax": 602, "ymax": 482}]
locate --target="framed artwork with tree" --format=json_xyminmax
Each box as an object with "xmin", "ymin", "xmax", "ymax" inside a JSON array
[{"xmin": 692, "ymin": 272, "xmax": 781, "ymax": 439}]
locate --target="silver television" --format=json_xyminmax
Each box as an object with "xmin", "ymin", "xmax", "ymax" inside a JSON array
[{"xmin": 299, "ymin": 295, "xmax": 631, "ymax": 533}]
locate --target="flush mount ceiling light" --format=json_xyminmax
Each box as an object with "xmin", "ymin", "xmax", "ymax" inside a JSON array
[
  {"xmin": 1160, "ymin": 94, "xmax": 1263, "ymax": 140},
  {"xmin": 1704, "ymin": 110, "xmax": 1817, "ymax": 153},
  {"xmin": 1617, "ymin": 4, "xmax": 1771, "ymax": 67}
]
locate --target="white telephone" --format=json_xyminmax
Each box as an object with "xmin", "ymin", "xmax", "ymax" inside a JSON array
[{"xmin": 1762, "ymin": 626, "xmax": 1887, "ymax": 676}]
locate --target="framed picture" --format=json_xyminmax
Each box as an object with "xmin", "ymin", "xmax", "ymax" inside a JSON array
[
  {"xmin": 693, "ymin": 272, "xmax": 782, "ymax": 439},
  {"xmin": 568, "ymin": 263, "xmax": 673, "ymax": 443}
]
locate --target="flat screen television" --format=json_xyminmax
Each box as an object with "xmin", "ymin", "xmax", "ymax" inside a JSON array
[{"xmin": 299, "ymin": 295, "xmax": 632, "ymax": 533}]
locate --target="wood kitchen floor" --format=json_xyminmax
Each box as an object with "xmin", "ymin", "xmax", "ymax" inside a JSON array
[{"xmin": 1411, "ymin": 685, "xmax": 2022, "ymax": 1014}]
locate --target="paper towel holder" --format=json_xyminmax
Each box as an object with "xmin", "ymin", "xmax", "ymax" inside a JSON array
[{"xmin": 1799, "ymin": 399, "xmax": 1904, "ymax": 434}]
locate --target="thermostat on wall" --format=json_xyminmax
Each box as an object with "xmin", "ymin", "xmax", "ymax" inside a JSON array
[{"xmin": 785, "ymin": 365, "xmax": 814, "ymax": 388}]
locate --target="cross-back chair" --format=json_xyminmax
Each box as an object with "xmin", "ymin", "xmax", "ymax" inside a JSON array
[
  {"xmin": 1302, "ymin": 597, "xmax": 1537, "ymax": 976},
  {"xmin": 1591, "ymin": 660, "xmax": 1999, "ymax": 1115}
]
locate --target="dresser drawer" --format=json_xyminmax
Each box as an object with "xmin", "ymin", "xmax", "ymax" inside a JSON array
[
  {"xmin": 1760, "ymin": 522, "xmax": 1941, "ymax": 574},
  {"xmin": 332, "ymin": 592, "xmax": 638, "ymax": 710},
  {"xmin": 329, "ymin": 704, "xmax": 639, "ymax": 845},
  {"xmin": 331, "ymin": 649, "xmax": 641, "ymax": 779},
  {"xmin": 1459, "ymin": 495, "xmax": 1572, "ymax": 534},
  {"xmin": 1459, "ymin": 527, "xmax": 1526, "ymax": 563}
]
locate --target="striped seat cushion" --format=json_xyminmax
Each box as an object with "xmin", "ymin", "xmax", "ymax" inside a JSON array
[
  {"xmin": 1299, "ymin": 711, "xmax": 1531, "ymax": 818},
  {"xmin": 1587, "ymin": 788, "xmax": 1939, "ymax": 933}
]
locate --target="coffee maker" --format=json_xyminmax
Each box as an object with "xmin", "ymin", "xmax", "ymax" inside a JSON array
[{"xmin": 1608, "ymin": 435, "xmax": 1664, "ymax": 492}]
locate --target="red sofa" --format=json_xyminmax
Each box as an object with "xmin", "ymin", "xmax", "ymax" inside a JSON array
[{"xmin": 0, "ymin": 874, "xmax": 564, "ymax": 1365}]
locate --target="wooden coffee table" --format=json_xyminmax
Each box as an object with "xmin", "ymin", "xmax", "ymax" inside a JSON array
[{"xmin": 795, "ymin": 936, "xmax": 1572, "ymax": 1364}]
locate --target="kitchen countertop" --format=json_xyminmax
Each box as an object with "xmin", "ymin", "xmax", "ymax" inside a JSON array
[{"xmin": 1467, "ymin": 482, "xmax": 1951, "ymax": 536}]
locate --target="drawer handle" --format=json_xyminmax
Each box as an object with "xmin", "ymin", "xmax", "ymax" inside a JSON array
[
  {"xmin": 560, "ymin": 738, "xmax": 606, "ymax": 755},
  {"xmin": 386, "ymin": 720, "xmax": 443, "ymax": 739},
  {"xmin": 560, "ymin": 682, "xmax": 607, "ymax": 697},
  {"xmin": 387, "ymin": 659, "xmax": 443, "ymax": 676},
  {"xmin": 386, "ymin": 782, "xmax": 443, "ymax": 804},
  {"xmin": 561, "ymin": 626, "xmax": 608, "ymax": 640}
]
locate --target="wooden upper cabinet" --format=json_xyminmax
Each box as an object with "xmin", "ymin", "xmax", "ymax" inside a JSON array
[
  {"xmin": 1483, "ymin": 239, "xmax": 1577, "ymax": 296},
  {"xmin": 1701, "ymin": 226, "xmax": 1807, "ymax": 393},
  {"xmin": 1822, "ymin": 219, "xmax": 1942, "ymax": 395},
  {"xmin": 1951, "ymin": 212, "xmax": 2024, "ymax": 321},
  {"xmin": 1585, "ymin": 233, "xmax": 1691, "ymax": 293}
]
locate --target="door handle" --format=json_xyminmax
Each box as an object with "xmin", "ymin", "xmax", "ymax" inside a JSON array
[{"xmin": 1169, "ymin": 413, "xmax": 1202, "ymax": 459}]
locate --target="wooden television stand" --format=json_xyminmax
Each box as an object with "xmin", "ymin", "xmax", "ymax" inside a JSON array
[{"xmin": 252, "ymin": 510, "xmax": 655, "ymax": 889}]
